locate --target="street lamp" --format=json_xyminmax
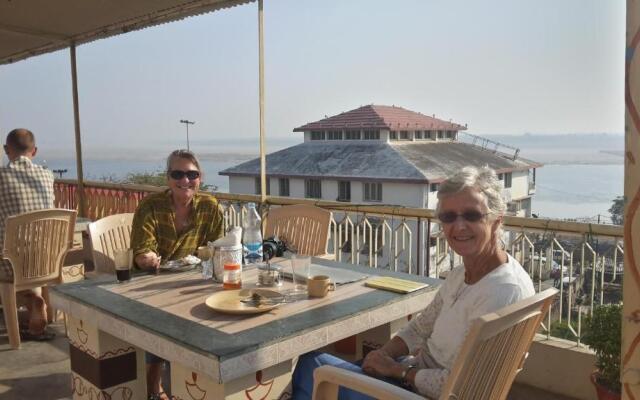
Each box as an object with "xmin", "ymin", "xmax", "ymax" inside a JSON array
[{"xmin": 179, "ymin": 119, "xmax": 195, "ymax": 151}]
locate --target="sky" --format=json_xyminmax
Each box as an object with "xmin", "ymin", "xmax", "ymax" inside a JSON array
[{"xmin": 0, "ymin": 0, "xmax": 626, "ymax": 159}]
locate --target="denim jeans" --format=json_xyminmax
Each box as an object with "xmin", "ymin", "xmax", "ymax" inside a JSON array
[{"xmin": 292, "ymin": 351, "xmax": 404, "ymax": 400}]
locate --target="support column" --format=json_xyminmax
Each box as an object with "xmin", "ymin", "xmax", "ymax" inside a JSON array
[
  {"xmin": 623, "ymin": 1, "xmax": 640, "ymax": 398},
  {"xmin": 69, "ymin": 43, "xmax": 87, "ymax": 218},
  {"xmin": 66, "ymin": 315, "xmax": 145, "ymax": 399},
  {"xmin": 258, "ymin": 0, "xmax": 267, "ymax": 205}
]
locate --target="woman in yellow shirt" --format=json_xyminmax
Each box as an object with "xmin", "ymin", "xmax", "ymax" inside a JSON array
[{"xmin": 130, "ymin": 149, "xmax": 224, "ymax": 400}]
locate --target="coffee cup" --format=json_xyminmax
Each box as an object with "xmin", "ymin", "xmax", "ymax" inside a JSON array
[{"xmin": 307, "ymin": 275, "xmax": 335, "ymax": 298}]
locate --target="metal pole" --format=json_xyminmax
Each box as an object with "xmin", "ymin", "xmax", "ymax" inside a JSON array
[
  {"xmin": 426, "ymin": 219, "xmax": 431, "ymax": 277},
  {"xmin": 258, "ymin": 0, "xmax": 266, "ymax": 204},
  {"xmin": 69, "ymin": 43, "xmax": 86, "ymax": 218},
  {"xmin": 180, "ymin": 119, "xmax": 195, "ymax": 151}
]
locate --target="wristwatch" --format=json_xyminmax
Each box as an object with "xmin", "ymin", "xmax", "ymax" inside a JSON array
[{"xmin": 400, "ymin": 365, "xmax": 417, "ymax": 387}]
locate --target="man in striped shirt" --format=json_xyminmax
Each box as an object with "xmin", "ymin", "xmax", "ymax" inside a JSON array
[{"xmin": 0, "ymin": 129, "xmax": 56, "ymax": 340}]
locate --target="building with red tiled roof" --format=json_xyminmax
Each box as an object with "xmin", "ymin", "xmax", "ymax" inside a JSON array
[
  {"xmin": 294, "ymin": 104, "xmax": 466, "ymax": 133},
  {"xmin": 221, "ymin": 104, "xmax": 540, "ymax": 217}
]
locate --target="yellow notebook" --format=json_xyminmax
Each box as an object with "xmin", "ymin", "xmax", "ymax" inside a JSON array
[{"xmin": 365, "ymin": 277, "xmax": 429, "ymax": 294}]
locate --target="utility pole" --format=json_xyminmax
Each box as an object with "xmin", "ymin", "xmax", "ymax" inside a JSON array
[{"xmin": 179, "ymin": 119, "xmax": 195, "ymax": 151}]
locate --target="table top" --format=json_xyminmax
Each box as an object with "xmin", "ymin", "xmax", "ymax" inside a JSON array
[{"xmin": 51, "ymin": 258, "xmax": 439, "ymax": 382}]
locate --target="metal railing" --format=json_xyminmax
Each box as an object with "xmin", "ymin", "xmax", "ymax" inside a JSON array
[{"xmin": 54, "ymin": 179, "xmax": 624, "ymax": 345}]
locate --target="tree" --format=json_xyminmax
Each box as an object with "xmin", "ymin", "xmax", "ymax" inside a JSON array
[
  {"xmin": 608, "ymin": 196, "xmax": 624, "ymax": 225},
  {"xmin": 101, "ymin": 170, "xmax": 218, "ymax": 192}
]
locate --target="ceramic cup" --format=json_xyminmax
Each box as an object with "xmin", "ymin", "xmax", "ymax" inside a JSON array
[
  {"xmin": 307, "ymin": 275, "xmax": 336, "ymax": 298},
  {"xmin": 197, "ymin": 246, "xmax": 212, "ymax": 262}
]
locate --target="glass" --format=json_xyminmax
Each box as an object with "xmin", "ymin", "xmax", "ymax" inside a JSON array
[
  {"xmin": 257, "ymin": 263, "xmax": 282, "ymax": 287},
  {"xmin": 290, "ymin": 255, "xmax": 311, "ymax": 292},
  {"xmin": 114, "ymin": 249, "xmax": 133, "ymax": 283}
]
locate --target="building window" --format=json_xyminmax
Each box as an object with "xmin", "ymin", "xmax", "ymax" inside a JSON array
[
  {"xmin": 345, "ymin": 130, "xmax": 361, "ymax": 140},
  {"xmin": 278, "ymin": 178, "xmax": 289, "ymax": 196},
  {"xmin": 327, "ymin": 131, "xmax": 342, "ymax": 140},
  {"xmin": 415, "ymin": 131, "xmax": 422, "ymax": 139},
  {"xmin": 364, "ymin": 130, "xmax": 380, "ymax": 140},
  {"xmin": 399, "ymin": 131, "xmax": 409, "ymax": 140},
  {"xmin": 311, "ymin": 131, "xmax": 325, "ymax": 140},
  {"xmin": 430, "ymin": 183, "xmax": 439, "ymax": 192},
  {"xmin": 390, "ymin": 131, "xmax": 398, "ymax": 140},
  {"xmin": 254, "ymin": 177, "xmax": 270, "ymax": 195},
  {"xmin": 338, "ymin": 181, "xmax": 351, "ymax": 202},
  {"xmin": 437, "ymin": 130, "xmax": 444, "ymax": 139},
  {"xmin": 363, "ymin": 182, "xmax": 382, "ymax": 202},
  {"xmin": 425, "ymin": 130, "xmax": 433, "ymax": 139},
  {"xmin": 498, "ymin": 173, "xmax": 504, "ymax": 180},
  {"xmin": 445, "ymin": 130, "xmax": 455, "ymax": 139},
  {"xmin": 504, "ymin": 172, "xmax": 512, "ymax": 188},
  {"xmin": 305, "ymin": 179, "xmax": 321, "ymax": 198}
]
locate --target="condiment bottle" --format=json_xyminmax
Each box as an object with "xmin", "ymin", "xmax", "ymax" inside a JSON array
[{"xmin": 223, "ymin": 262, "xmax": 242, "ymax": 289}]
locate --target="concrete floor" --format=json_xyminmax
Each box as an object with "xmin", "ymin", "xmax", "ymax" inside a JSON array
[{"xmin": 0, "ymin": 309, "xmax": 580, "ymax": 400}]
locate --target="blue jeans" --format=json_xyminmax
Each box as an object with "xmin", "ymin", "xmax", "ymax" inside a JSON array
[{"xmin": 292, "ymin": 351, "xmax": 404, "ymax": 400}]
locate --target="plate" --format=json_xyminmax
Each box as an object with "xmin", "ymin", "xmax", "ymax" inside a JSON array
[
  {"xmin": 205, "ymin": 289, "xmax": 283, "ymax": 315},
  {"xmin": 159, "ymin": 256, "xmax": 200, "ymax": 272}
]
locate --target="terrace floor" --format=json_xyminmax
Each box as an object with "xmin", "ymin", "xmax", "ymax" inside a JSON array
[{"xmin": 0, "ymin": 310, "xmax": 580, "ymax": 400}]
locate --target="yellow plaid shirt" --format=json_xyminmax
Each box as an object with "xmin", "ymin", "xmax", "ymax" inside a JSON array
[{"xmin": 130, "ymin": 189, "xmax": 224, "ymax": 264}]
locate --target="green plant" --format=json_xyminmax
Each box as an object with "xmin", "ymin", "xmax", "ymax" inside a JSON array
[
  {"xmin": 550, "ymin": 320, "xmax": 579, "ymax": 341},
  {"xmin": 99, "ymin": 170, "xmax": 217, "ymax": 191},
  {"xmin": 582, "ymin": 303, "xmax": 622, "ymax": 394}
]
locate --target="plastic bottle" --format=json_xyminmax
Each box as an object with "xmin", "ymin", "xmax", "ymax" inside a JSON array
[{"xmin": 243, "ymin": 203, "xmax": 263, "ymax": 264}]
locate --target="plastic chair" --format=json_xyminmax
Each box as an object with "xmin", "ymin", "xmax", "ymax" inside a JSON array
[
  {"xmin": 0, "ymin": 209, "xmax": 77, "ymax": 349},
  {"xmin": 88, "ymin": 213, "xmax": 133, "ymax": 274},
  {"xmin": 312, "ymin": 288, "xmax": 558, "ymax": 400},
  {"xmin": 264, "ymin": 204, "xmax": 332, "ymax": 257}
]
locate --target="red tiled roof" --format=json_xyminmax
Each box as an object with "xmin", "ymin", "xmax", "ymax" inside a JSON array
[{"xmin": 293, "ymin": 105, "xmax": 467, "ymax": 132}]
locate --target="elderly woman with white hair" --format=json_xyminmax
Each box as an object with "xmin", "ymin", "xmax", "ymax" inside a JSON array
[{"xmin": 291, "ymin": 166, "xmax": 535, "ymax": 399}]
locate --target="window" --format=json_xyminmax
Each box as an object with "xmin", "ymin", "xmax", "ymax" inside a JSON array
[
  {"xmin": 345, "ymin": 130, "xmax": 361, "ymax": 140},
  {"xmin": 311, "ymin": 131, "xmax": 325, "ymax": 140},
  {"xmin": 437, "ymin": 130, "xmax": 444, "ymax": 139},
  {"xmin": 305, "ymin": 179, "xmax": 321, "ymax": 198},
  {"xmin": 445, "ymin": 130, "xmax": 455, "ymax": 139},
  {"xmin": 364, "ymin": 130, "xmax": 380, "ymax": 140},
  {"xmin": 338, "ymin": 181, "xmax": 351, "ymax": 202},
  {"xmin": 327, "ymin": 131, "xmax": 342, "ymax": 140},
  {"xmin": 278, "ymin": 178, "xmax": 289, "ymax": 196},
  {"xmin": 504, "ymin": 172, "xmax": 512, "ymax": 188},
  {"xmin": 430, "ymin": 183, "xmax": 439, "ymax": 192},
  {"xmin": 254, "ymin": 177, "xmax": 270, "ymax": 195},
  {"xmin": 498, "ymin": 173, "xmax": 504, "ymax": 180},
  {"xmin": 415, "ymin": 131, "xmax": 422, "ymax": 139},
  {"xmin": 425, "ymin": 130, "xmax": 433, "ymax": 139},
  {"xmin": 363, "ymin": 182, "xmax": 382, "ymax": 202},
  {"xmin": 390, "ymin": 131, "xmax": 398, "ymax": 140},
  {"xmin": 399, "ymin": 131, "xmax": 409, "ymax": 140}
]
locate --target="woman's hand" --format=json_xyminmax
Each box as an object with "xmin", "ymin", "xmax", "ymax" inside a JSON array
[
  {"xmin": 135, "ymin": 252, "xmax": 161, "ymax": 271},
  {"xmin": 361, "ymin": 349, "xmax": 404, "ymax": 379}
]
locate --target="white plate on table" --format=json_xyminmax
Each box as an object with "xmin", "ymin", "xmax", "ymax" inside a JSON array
[{"xmin": 159, "ymin": 255, "xmax": 201, "ymax": 272}]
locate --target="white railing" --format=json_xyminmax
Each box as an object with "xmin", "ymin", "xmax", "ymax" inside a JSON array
[{"xmin": 54, "ymin": 179, "xmax": 624, "ymax": 344}]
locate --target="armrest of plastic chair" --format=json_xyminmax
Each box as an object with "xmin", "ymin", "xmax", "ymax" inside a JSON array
[
  {"xmin": 315, "ymin": 253, "xmax": 336, "ymax": 261},
  {"xmin": 312, "ymin": 365, "xmax": 424, "ymax": 400}
]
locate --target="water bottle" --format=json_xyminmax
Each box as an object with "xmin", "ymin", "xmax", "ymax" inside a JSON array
[{"xmin": 243, "ymin": 203, "xmax": 263, "ymax": 264}]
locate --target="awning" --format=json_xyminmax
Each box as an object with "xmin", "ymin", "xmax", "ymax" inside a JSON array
[{"xmin": 0, "ymin": 0, "xmax": 254, "ymax": 65}]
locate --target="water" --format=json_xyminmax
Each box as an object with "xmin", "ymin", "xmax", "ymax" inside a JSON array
[{"xmin": 32, "ymin": 134, "xmax": 626, "ymax": 222}]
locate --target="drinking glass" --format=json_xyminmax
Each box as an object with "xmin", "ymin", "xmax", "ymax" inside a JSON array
[
  {"xmin": 290, "ymin": 255, "xmax": 311, "ymax": 292},
  {"xmin": 114, "ymin": 249, "xmax": 133, "ymax": 283}
]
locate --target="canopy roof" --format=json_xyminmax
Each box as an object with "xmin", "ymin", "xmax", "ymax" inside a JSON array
[{"xmin": 0, "ymin": 0, "xmax": 253, "ymax": 65}]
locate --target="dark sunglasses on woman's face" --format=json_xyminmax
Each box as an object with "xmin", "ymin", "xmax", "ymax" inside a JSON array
[
  {"xmin": 169, "ymin": 170, "xmax": 200, "ymax": 180},
  {"xmin": 438, "ymin": 211, "xmax": 489, "ymax": 224}
]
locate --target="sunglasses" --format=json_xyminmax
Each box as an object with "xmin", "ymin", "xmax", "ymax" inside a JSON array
[
  {"xmin": 169, "ymin": 170, "xmax": 200, "ymax": 180},
  {"xmin": 438, "ymin": 211, "xmax": 489, "ymax": 224}
]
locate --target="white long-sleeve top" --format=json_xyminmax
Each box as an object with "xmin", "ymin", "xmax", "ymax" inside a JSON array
[{"xmin": 395, "ymin": 255, "xmax": 535, "ymax": 398}]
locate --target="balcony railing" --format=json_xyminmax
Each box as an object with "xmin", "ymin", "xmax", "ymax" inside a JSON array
[{"xmin": 55, "ymin": 179, "xmax": 623, "ymax": 345}]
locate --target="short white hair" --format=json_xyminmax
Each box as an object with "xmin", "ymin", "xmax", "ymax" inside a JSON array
[{"xmin": 436, "ymin": 166, "xmax": 506, "ymax": 217}]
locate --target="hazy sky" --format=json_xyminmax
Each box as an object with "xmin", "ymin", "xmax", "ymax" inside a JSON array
[{"xmin": 0, "ymin": 0, "xmax": 625, "ymax": 156}]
